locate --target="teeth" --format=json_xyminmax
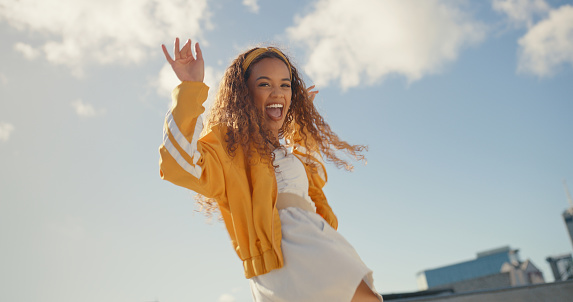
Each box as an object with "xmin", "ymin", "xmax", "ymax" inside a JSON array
[{"xmin": 266, "ymin": 104, "xmax": 283, "ymax": 108}]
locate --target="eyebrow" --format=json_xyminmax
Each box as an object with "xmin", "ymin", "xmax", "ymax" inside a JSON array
[{"xmin": 256, "ymin": 76, "xmax": 291, "ymax": 82}]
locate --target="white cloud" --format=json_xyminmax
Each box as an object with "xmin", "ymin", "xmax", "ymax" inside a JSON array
[
  {"xmin": 0, "ymin": 0, "xmax": 211, "ymax": 76},
  {"xmin": 156, "ymin": 63, "xmax": 181, "ymax": 97},
  {"xmin": 517, "ymin": 5, "xmax": 573, "ymax": 76},
  {"xmin": 286, "ymin": 0, "xmax": 486, "ymax": 90},
  {"xmin": 0, "ymin": 122, "xmax": 15, "ymax": 142},
  {"xmin": 492, "ymin": 0, "xmax": 550, "ymax": 28},
  {"xmin": 14, "ymin": 42, "xmax": 40, "ymax": 60},
  {"xmin": 71, "ymin": 99, "xmax": 105, "ymax": 117},
  {"xmin": 243, "ymin": 0, "xmax": 260, "ymax": 13},
  {"xmin": 218, "ymin": 293, "xmax": 236, "ymax": 302}
]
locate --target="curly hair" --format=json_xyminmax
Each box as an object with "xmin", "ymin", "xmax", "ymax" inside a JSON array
[{"xmin": 197, "ymin": 46, "xmax": 367, "ymax": 216}]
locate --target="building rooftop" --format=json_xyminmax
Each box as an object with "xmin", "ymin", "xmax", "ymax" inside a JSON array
[{"xmin": 418, "ymin": 246, "xmax": 520, "ymax": 289}]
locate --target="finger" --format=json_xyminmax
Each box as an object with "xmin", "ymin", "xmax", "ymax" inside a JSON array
[
  {"xmin": 307, "ymin": 85, "xmax": 315, "ymax": 91},
  {"xmin": 195, "ymin": 42, "xmax": 203, "ymax": 61},
  {"xmin": 181, "ymin": 39, "xmax": 192, "ymax": 59},
  {"xmin": 308, "ymin": 88, "xmax": 318, "ymax": 103},
  {"xmin": 185, "ymin": 39, "xmax": 193, "ymax": 59},
  {"xmin": 161, "ymin": 44, "xmax": 174, "ymax": 64},
  {"xmin": 174, "ymin": 37, "xmax": 181, "ymax": 60}
]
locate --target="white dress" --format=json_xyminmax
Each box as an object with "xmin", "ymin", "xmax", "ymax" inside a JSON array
[{"xmin": 249, "ymin": 149, "xmax": 383, "ymax": 302}]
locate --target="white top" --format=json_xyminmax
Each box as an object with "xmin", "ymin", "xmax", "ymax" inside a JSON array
[{"xmin": 273, "ymin": 148, "xmax": 316, "ymax": 210}]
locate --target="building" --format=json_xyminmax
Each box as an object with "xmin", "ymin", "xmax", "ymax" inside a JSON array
[
  {"xmin": 417, "ymin": 246, "xmax": 519, "ymax": 290},
  {"xmin": 546, "ymin": 254, "xmax": 573, "ymax": 281},
  {"xmin": 500, "ymin": 259, "xmax": 545, "ymax": 286},
  {"xmin": 383, "ymin": 279, "xmax": 573, "ymax": 302},
  {"xmin": 416, "ymin": 246, "xmax": 544, "ymax": 292}
]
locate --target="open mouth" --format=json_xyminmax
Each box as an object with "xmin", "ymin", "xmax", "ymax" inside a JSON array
[{"xmin": 265, "ymin": 103, "xmax": 284, "ymax": 121}]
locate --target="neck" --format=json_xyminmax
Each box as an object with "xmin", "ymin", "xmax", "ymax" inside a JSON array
[
  {"xmin": 271, "ymin": 130, "xmax": 279, "ymax": 141},
  {"xmin": 268, "ymin": 136, "xmax": 280, "ymax": 149}
]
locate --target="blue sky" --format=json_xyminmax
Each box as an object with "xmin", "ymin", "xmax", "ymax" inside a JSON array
[{"xmin": 1, "ymin": 0, "xmax": 573, "ymax": 301}]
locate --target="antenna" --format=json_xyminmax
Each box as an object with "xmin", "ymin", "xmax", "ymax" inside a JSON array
[{"xmin": 564, "ymin": 179, "xmax": 573, "ymax": 209}]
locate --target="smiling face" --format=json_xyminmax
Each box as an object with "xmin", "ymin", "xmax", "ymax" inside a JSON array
[{"xmin": 246, "ymin": 57, "xmax": 292, "ymax": 140}]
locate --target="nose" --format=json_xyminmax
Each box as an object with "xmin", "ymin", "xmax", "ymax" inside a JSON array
[{"xmin": 270, "ymin": 87, "xmax": 284, "ymax": 98}]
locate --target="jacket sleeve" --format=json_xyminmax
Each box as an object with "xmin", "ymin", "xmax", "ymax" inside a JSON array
[
  {"xmin": 292, "ymin": 135, "xmax": 339, "ymax": 230},
  {"xmin": 306, "ymin": 157, "xmax": 338, "ymax": 230},
  {"xmin": 158, "ymin": 81, "xmax": 227, "ymax": 202}
]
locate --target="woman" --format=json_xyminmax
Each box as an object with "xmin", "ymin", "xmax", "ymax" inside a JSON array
[{"xmin": 159, "ymin": 37, "xmax": 382, "ymax": 302}]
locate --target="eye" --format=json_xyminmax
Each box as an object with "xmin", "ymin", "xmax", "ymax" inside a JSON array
[
  {"xmin": 258, "ymin": 82, "xmax": 270, "ymax": 87},
  {"xmin": 281, "ymin": 83, "xmax": 291, "ymax": 88}
]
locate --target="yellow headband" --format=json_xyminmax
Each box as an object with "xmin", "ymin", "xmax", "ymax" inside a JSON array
[{"xmin": 242, "ymin": 47, "xmax": 292, "ymax": 78}]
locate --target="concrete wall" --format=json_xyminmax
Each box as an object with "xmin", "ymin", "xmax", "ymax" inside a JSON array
[{"xmin": 393, "ymin": 280, "xmax": 573, "ymax": 302}]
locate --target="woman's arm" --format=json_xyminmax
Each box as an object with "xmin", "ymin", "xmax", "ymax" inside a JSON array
[
  {"xmin": 159, "ymin": 38, "xmax": 226, "ymax": 201},
  {"xmin": 292, "ymin": 86, "xmax": 338, "ymax": 229}
]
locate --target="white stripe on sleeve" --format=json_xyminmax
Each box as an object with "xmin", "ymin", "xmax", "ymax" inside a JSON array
[
  {"xmin": 163, "ymin": 110, "xmax": 204, "ymax": 178},
  {"xmin": 164, "ymin": 136, "xmax": 203, "ymax": 178}
]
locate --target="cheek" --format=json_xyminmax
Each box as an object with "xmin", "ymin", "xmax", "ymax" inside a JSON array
[
  {"xmin": 286, "ymin": 91, "xmax": 293, "ymax": 108},
  {"xmin": 247, "ymin": 84, "xmax": 262, "ymax": 108},
  {"xmin": 252, "ymin": 91, "xmax": 265, "ymax": 108},
  {"xmin": 285, "ymin": 99, "xmax": 293, "ymax": 115}
]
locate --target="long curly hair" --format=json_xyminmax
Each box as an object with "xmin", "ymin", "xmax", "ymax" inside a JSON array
[{"xmin": 197, "ymin": 46, "xmax": 367, "ymax": 216}]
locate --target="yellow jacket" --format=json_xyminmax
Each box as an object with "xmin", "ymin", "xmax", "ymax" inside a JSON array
[{"xmin": 159, "ymin": 81, "xmax": 338, "ymax": 278}]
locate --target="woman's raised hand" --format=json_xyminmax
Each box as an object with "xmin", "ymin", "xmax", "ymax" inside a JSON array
[
  {"xmin": 161, "ymin": 38, "xmax": 204, "ymax": 82},
  {"xmin": 307, "ymin": 85, "xmax": 319, "ymax": 103}
]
